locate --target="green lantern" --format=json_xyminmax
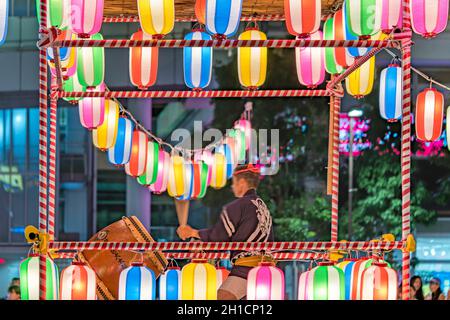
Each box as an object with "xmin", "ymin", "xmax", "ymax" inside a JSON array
[
  {"xmin": 323, "ymin": 17, "xmax": 344, "ymax": 75},
  {"xmin": 19, "ymin": 254, "xmax": 59, "ymax": 300},
  {"xmin": 137, "ymin": 141, "xmax": 159, "ymax": 186},
  {"xmin": 77, "ymin": 33, "xmax": 105, "ymax": 88},
  {"xmin": 36, "ymin": 0, "xmax": 69, "ymax": 29},
  {"xmin": 345, "ymin": 0, "xmax": 382, "ymax": 38},
  {"xmin": 63, "ymin": 72, "xmax": 86, "ymax": 103},
  {"xmin": 306, "ymin": 262, "xmax": 345, "ymax": 300},
  {"xmin": 228, "ymin": 129, "xmax": 246, "ymax": 164},
  {"xmin": 196, "ymin": 161, "xmax": 209, "ymax": 199}
]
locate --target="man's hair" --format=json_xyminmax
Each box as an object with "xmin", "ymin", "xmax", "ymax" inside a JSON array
[
  {"xmin": 233, "ymin": 164, "xmax": 260, "ymax": 189},
  {"xmin": 8, "ymin": 285, "xmax": 20, "ymax": 295}
]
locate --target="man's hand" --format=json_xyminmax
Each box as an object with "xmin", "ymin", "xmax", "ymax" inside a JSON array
[{"xmin": 176, "ymin": 225, "xmax": 200, "ymax": 240}]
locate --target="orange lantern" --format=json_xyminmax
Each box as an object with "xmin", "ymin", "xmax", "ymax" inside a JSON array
[
  {"xmin": 129, "ymin": 30, "xmax": 158, "ymax": 90},
  {"xmin": 415, "ymin": 87, "xmax": 444, "ymax": 142}
]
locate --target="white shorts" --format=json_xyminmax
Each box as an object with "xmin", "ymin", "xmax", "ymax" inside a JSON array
[{"xmin": 218, "ymin": 275, "xmax": 247, "ymax": 300}]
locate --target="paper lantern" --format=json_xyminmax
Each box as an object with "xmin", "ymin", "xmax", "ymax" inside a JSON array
[
  {"xmin": 63, "ymin": 71, "xmax": 86, "ymax": 103},
  {"xmin": 343, "ymin": 2, "xmax": 370, "ymax": 58},
  {"xmin": 333, "ymin": 9, "xmax": 355, "ymax": 68},
  {"xmin": 37, "ymin": 0, "xmax": 70, "ymax": 29},
  {"xmin": 159, "ymin": 266, "xmax": 181, "ymax": 300},
  {"xmin": 0, "ymin": 0, "xmax": 7, "ymax": 47},
  {"xmin": 345, "ymin": 56, "xmax": 375, "ymax": 98},
  {"xmin": 181, "ymin": 259, "xmax": 217, "ymax": 300},
  {"xmin": 247, "ymin": 262, "xmax": 285, "ymax": 300},
  {"xmin": 77, "ymin": 33, "xmax": 105, "ymax": 88},
  {"xmin": 78, "ymin": 84, "xmax": 106, "ymax": 130},
  {"xmin": 60, "ymin": 262, "xmax": 96, "ymax": 300},
  {"xmin": 305, "ymin": 262, "xmax": 345, "ymax": 300},
  {"xmin": 92, "ymin": 99, "xmax": 119, "ymax": 150},
  {"xmin": 238, "ymin": 28, "xmax": 267, "ymax": 89},
  {"xmin": 361, "ymin": 262, "xmax": 397, "ymax": 300},
  {"xmin": 19, "ymin": 255, "xmax": 59, "ymax": 300},
  {"xmin": 216, "ymin": 267, "xmax": 230, "ymax": 289},
  {"xmin": 167, "ymin": 155, "xmax": 186, "ymax": 197},
  {"xmin": 197, "ymin": 150, "xmax": 213, "ymax": 187},
  {"xmin": 234, "ymin": 119, "xmax": 252, "ymax": 149},
  {"xmin": 137, "ymin": 0, "xmax": 174, "ymax": 37},
  {"xmin": 108, "ymin": 117, "xmax": 135, "ymax": 166},
  {"xmin": 297, "ymin": 270, "xmax": 310, "ymax": 300},
  {"xmin": 415, "ymin": 87, "xmax": 444, "ymax": 142},
  {"xmin": 137, "ymin": 141, "xmax": 159, "ymax": 185},
  {"xmin": 324, "ymin": 17, "xmax": 344, "ymax": 75},
  {"xmin": 118, "ymin": 262, "xmax": 156, "ymax": 300},
  {"xmin": 336, "ymin": 258, "xmax": 357, "ymax": 300},
  {"xmin": 129, "ymin": 30, "xmax": 158, "ymax": 90},
  {"xmin": 191, "ymin": 160, "xmax": 209, "ymax": 199},
  {"xmin": 381, "ymin": 0, "xmax": 402, "ymax": 33},
  {"xmin": 410, "ymin": 0, "xmax": 449, "ymax": 38},
  {"xmin": 348, "ymin": 257, "xmax": 389, "ymax": 300},
  {"xmin": 49, "ymin": 31, "xmax": 78, "ymax": 80},
  {"xmin": 176, "ymin": 161, "xmax": 195, "ymax": 200},
  {"xmin": 215, "ymin": 144, "xmax": 235, "ymax": 179},
  {"xmin": 125, "ymin": 130, "xmax": 149, "ymax": 177},
  {"xmin": 70, "ymin": 0, "xmax": 103, "ymax": 37},
  {"xmin": 195, "ymin": 0, "xmax": 206, "ymax": 24},
  {"xmin": 345, "ymin": 0, "xmax": 382, "ymax": 38},
  {"xmin": 184, "ymin": 30, "xmax": 213, "ymax": 90},
  {"xmin": 149, "ymin": 150, "xmax": 170, "ymax": 193},
  {"xmin": 210, "ymin": 153, "xmax": 227, "ymax": 189},
  {"xmin": 295, "ymin": 31, "xmax": 325, "ymax": 88},
  {"xmin": 379, "ymin": 63, "xmax": 402, "ymax": 122},
  {"xmin": 284, "ymin": 0, "xmax": 321, "ymax": 38},
  {"xmin": 205, "ymin": 0, "xmax": 243, "ymax": 39}
]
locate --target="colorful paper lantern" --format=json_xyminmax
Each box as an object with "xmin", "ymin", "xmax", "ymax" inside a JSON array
[
  {"xmin": 345, "ymin": 0, "xmax": 382, "ymax": 38},
  {"xmin": 92, "ymin": 99, "xmax": 119, "ymax": 150},
  {"xmin": 159, "ymin": 266, "xmax": 181, "ymax": 300},
  {"xmin": 129, "ymin": 30, "xmax": 159, "ymax": 90},
  {"xmin": 176, "ymin": 161, "xmax": 194, "ymax": 200},
  {"xmin": 118, "ymin": 262, "xmax": 156, "ymax": 300},
  {"xmin": 0, "ymin": 0, "xmax": 7, "ymax": 46},
  {"xmin": 336, "ymin": 258, "xmax": 357, "ymax": 300},
  {"xmin": 360, "ymin": 262, "xmax": 397, "ymax": 300},
  {"xmin": 216, "ymin": 267, "xmax": 230, "ymax": 289},
  {"xmin": 348, "ymin": 257, "xmax": 388, "ymax": 300},
  {"xmin": 247, "ymin": 262, "xmax": 285, "ymax": 300},
  {"xmin": 324, "ymin": 17, "xmax": 344, "ymax": 75},
  {"xmin": 78, "ymin": 84, "xmax": 106, "ymax": 130},
  {"xmin": 108, "ymin": 117, "xmax": 135, "ymax": 166},
  {"xmin": 345, "ymin": 56, "xmax": 375, "ymax": 98},
  {"xmin": 379, "ymin": 63, "xmax": 402, "ymax": 122},
  {"xmin": 410, "ymin": 0, "xmax": 449, "ymax": 38},
  {"xmin": 137, "ymin": 141, "xmax": 159, "ymax": 185},
  {"xmin": 60, "ymin": 261, "xmax": 96, "ymax": 300},
  {"xmin": 295, "ymin": 31, "xmax": 325, "ymax": 88},
  {"xmin": 191, "ymin": 160, "xmax": 209, "ymax": 199},
  {"xmin": 210, "ymin": 152, "xmax": 227, "ymax": 189},
  {"xmin": 149, "ymin": 150, "xmax": 170, "ymax": 193},
  {"xmin": 215, "ymin": 144, "xmax": 235, "ymax": 179},
  {"xmin": 181, "ymin": 259, "xmax": 217, "ymax": 300},
  {"xmin": 343, "ymin": 2, "xmax": 370, "ymax": 58},
  {"xmin": 205, "ymin": 0, "xmax": 243, "ymax": 39},
  {"xmin": 238, "ymin": 28, "xmax": 267, "ymax": 89},
  {"xmin": 333, "ymin": 9, "xmax": 355, "ymax": 68},
  {"xmin": 137, "ymin": 0, "xmax": 174, "ymax": 37},
  {"xmin": 297, "ymin": 270, "xmax": 310, "ymax": 300},
  {"xmin": 195, "ymin": 0, "xmax": 206, "ymax": 24},
  {"xmin": 234, "ymin": 119, "xmax": 252, "ymax": 149},
  {"xmin": 37, "ymin": 0, "xmax": 70, "ymax": 29},
  {"xmin": 49, "ymin": 31, "xmax": 78, "ymax": 80},
  {"xmin": 77, "ymin": 33, "xmax": 105, "ymax": 88},
  {"xmin": 183, "ymin": 30, "xmax": 213, "ymax": 90},
  {"xmin": 284, "ymin": 0, "xmax": 321, "ymax": 38},
  {"xmin": 19, "ymin": 255, "xmax": 59, "ymax": 300},
  {"xmin": 125, "ymin": 130, "xmax": 149, "ymax": 177},
  {"xmin": 63, "ymin": 71, "xmax": 86, "ymax": 103},
  {"xmin": 199, "ymin": 150, "xmax": 214, "ymax": 186},
  {"xmin": 70, "ymin": 0, "xmax": 104, "ymax": 38},
  {"xmin": 168, "ymin": 155, "xmax": 186, "ymax": 197},
  {"xmin": 415, "ymin": 87, "xmax": 444, "ymax": 142},
  {"xmin": 381, "ymin": 0, "xmax": 402, "ymax": 33},
  {"xmin": 305, "ymin": 262, "xmax": 345, "ymax": 300}
]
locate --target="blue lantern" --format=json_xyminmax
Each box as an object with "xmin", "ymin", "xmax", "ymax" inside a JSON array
[
  {"xmin": 0, "ymin": 0, "xmax": 8, "ymax": 46},
  {"xmin": 107, "ymin": 117, "xmax": 135, "ymax": 165},
  {"xmin": 205, "ymin": 0, "xmax": 243, "ymax": 38},
  {"xmin": 118, "ymin": 263, "xmax": 156, "ymax": 300},
  {"xmin": 379, "ymin": 63, "xmax": 402, "ymax": 122},
  {"xmin": 215, "ymin": 144, "xmax": 234, "ymax": 179},
  {"xmin": 159, "ymin": 267, "xmax": 181, "ymax": 300},
  {"xmin": 183, "ymin": 30, "xmax": 213, "ymax": 90},
  {"xmin": 343, "ymin": 2, "xmax": 370, "ymax": 58},
  {"xmin": 337, "ymin": 259, "xmax": 357, "ymax": 300}
]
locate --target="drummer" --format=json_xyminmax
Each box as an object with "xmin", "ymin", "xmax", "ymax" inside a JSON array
[{"xmin": 177, "ymin": 163, "xmax": 274, "ymax": 300}]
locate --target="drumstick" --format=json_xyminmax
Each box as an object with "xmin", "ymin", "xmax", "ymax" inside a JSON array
[{"xmin": 174, "ymin": 199, "xmax": 189, "ymax": 226}]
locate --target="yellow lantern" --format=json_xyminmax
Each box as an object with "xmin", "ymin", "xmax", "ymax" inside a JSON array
[
  {"xmin": 238, "ymin": 27, "xmax": 267, "ymax": 89},
  {"xmin": 137, "ymin": 0, "xmax": 175, "ymax": 38},
  {"xmin": 181, "ymin": 259, "xmax": 217, "ymax": 300},
  {"xmin": 92, "ymin": 99, "xmax": 119, "ymax": 150},
  {"xmin": 210, "ymin": 153, "xmax": 227, "ymax": 189},
  {"xmin": 345, "ymin": 56, "xmax": 375, "ymax": 99},
  {"xmin": 167, "ymin": 155, "xmax": 186, "ymax": 197}
]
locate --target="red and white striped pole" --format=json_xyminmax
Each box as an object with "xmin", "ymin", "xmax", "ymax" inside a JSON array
[
  {"xmin": 331, "ymin": 95, "xmax": 341, "ymax": 242},
  {"xmin": 48, "ymin": 77, "xmax": 58, "ymax": 240},
  {"xmin": 38, "ymin": 0, "xmax": 48, "ymax": 301},
  {"xmin": 401, "ymin": 0, "xmax": 412, "ymax": 301}
]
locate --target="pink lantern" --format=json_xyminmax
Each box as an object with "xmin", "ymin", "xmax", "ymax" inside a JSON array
[
  {"xmin": 284, "ymin": 0, "xmax": 321, "ymax": 38},
  {"xmin": 234, "ymin": 119, "xmax": 252, "ymax": 150},
  {"xmin": 149, "ymin": 150, "xmax": 170, "ymax": 194},
  {"xmin": 247, "ymin": 262, "xmax": 285, "ymax": 300},
  {"xmin": 70, "ymin": 0, "xmax": 104, "ymax": 38},
  {"xmin": 78, "ymin": 84, "xmax": 105, "ymax": 130},
  {"xmin": 125, "ymin": 130, "xmax": 149, "ymax": 177},
  {"xmin": 381, "ymin": 0, "xmax": 402, "ymax": 34},
  {"xmin": 415, "ymin": 87, "xmax": 444, "ymax": 142},
  {"xmin": 295, "ymin": 31, "xmax": 325, "ymax": 88},
  {"xmin": 360, "ymin": 262, "xmax": 398, "ymax": 300},
  {"xmin": 410, "ymin": 0, "xmax": 449, "ymax": 38}
]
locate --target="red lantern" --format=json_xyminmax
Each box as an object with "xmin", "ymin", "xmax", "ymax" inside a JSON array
[
  {"xmin": 125, "ymin": 130, "xmax": 149, "ymax": 177},
  {"xmin": 60, "ymin": 262, "xmax": 96, "ymax": 300},
  {"xmin": 129, "ymin": 30, "xmax": 159, "ymax": 90},
  {"xmin": 284, "ymin": 0, "xmax": 321, "ymax": 38},
  {"xmin": 333, "ymin": 9, "xmax": 354, "ymax": 68},
  {"xmin": 415, "ymin": 87, "xmax": 444, "ymax": 142},
  {"xmin": 360, "ymin": 262, "xmax": 398, "ymax": 300}
]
